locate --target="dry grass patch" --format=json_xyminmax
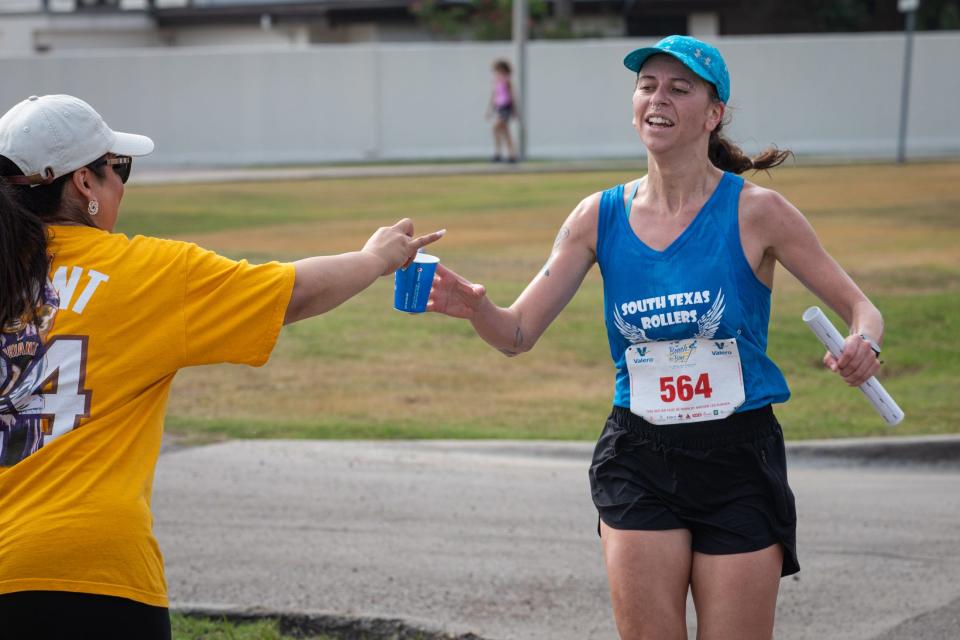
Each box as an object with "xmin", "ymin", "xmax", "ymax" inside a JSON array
[
  {"xmin": 170, "ymin": 341, "xmax": 610, "ymax": 428},
  {"xmin": 146, "ymin": 162, "xmax": 959, "ymax": 440}
]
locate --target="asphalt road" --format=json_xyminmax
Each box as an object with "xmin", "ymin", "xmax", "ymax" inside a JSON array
[{"xmin": 153, "ymin": 438, "xmax": 960, "ymax": 640}]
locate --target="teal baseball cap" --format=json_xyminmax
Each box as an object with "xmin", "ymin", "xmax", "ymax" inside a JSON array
[{"xmin": 623, "ymin": 35, "xmax": 730, "ymax": 104}]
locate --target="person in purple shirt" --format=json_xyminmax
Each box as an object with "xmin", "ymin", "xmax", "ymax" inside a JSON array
[{"xmin": 487, "ymin": 59, "xmax": 517, "ymax": 163}]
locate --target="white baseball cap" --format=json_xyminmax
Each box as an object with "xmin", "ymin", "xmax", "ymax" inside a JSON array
[{"xmin": 0, "ymin": 94, "xmax": 154, "ymax": 186}]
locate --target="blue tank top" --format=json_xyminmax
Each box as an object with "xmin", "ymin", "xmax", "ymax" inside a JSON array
[{"xmin": 596, "ymin": 172, "xmax": 790, "ymax": 412}]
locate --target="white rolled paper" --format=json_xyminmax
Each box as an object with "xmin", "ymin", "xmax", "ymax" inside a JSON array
[{"xmin": 802, "ymin": 306, "xmax": 904, "ymax": 426}]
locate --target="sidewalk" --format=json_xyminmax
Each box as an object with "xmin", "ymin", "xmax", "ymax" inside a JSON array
[
  {"xmin": 130, "ymin": 159, "xmax": 641, "ymax": 187},
  {"xmin": 154, "ymin": 436, "xmax": 960, "ymax": 640}
]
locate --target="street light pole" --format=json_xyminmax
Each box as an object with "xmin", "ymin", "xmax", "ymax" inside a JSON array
[{"xmin": 512, "ymin": 0, "xmax": 527, "ymax": 161}]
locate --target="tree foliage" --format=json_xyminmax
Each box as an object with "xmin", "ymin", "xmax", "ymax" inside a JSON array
[{"xmin": 410, "ymin": 0, "xmax": 551, "ymax": 41}]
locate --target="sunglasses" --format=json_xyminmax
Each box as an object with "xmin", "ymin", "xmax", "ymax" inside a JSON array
[
  {"xmin": 90, "ymin": 155, "xmax": 133, "ymax": 184},
  {"xmin": 1, "ymin": 155, "xmax": 134, "ymax": 186}
]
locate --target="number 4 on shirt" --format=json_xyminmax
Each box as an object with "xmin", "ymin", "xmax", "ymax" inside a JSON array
[{"xmin": 36, "ymin": 336, "xmax": 92, "ymax": 441}]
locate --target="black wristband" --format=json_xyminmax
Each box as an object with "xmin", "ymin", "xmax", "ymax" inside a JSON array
[{"xmin": 859, "ymin": 333, "xmax": 881, "ymax": 358}]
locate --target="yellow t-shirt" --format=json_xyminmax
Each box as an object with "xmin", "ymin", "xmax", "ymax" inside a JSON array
[{"xmin": 0, "ymin": 225, "xmax": 295, "ymax": 607}]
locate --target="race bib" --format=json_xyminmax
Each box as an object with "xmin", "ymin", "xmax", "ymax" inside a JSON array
[{"xmin": 626, "ymin": 338, "xmax": 745, "ymax": 425}]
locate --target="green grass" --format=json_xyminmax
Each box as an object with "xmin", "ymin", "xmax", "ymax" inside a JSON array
[
  {"xmin": 115, "ymin": 162, "xmax": 960, "ymax": 441},
  {"xmin": 171, "ymin": 613, "xmax": 333, "ymax": 639},
  {"xmin": 169, "ymin": 612, "xmax": 454, "ymax": 639},
  {"xmin": 766, "ymin": 291, "xmax": 957, "ymax": 439},
  {"xmin": 120, "ymin": 173, "xmax": 608, "ymax": 237}
]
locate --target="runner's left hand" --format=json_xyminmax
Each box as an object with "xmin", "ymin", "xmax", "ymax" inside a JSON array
[{"xmin": 823, "ymin": 334, "xmax": 881, "ymax": 387}]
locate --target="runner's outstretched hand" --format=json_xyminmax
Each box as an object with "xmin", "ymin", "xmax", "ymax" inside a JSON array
[{"xmin": 427, "ymin": 263, "xmax": 486, "ymax": 320}]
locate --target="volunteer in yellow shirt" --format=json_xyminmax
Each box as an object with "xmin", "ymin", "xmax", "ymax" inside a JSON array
[{"xmin": 0, "ymin": 94, "xmax": 443, "ymax": 640}]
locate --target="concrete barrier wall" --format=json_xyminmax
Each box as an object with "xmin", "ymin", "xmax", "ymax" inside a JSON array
[{"xmin": 1, "ymin": 32, "xmax": 957, "ymax": 166}]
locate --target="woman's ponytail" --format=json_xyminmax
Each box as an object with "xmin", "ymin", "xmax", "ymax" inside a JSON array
[
  {"xmin": 0, "ymin": 182, "xmax": 49, "ymax": 331},
  {"xmin": 708, "ymin": 122, "xmax": 793, "ymax": 175}
]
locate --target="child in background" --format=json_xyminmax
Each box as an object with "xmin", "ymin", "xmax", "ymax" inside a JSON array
[{"xmin": 487, "ymin": 59, "xmax": 517, "ymax": 163}]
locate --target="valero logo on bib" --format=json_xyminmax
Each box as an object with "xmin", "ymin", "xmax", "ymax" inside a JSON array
[
  {"xmin": 711, "ymin": 341, "xmax": 733, "ymax": 356},
  {"xmin": 630, "ymin": 345, "xmax": 653, "ymax": 365}
]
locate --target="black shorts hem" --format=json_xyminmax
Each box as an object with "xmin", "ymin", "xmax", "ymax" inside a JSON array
[
  {"xmin": 694, "ymin": 536, "xmax": 800, "ymax": 577},
  {"xmin": 597, "ymin": 513, "xmax": 686, "ymax": 536},
  {"xmin": 599, "ymin": 515, "xmax": 800, "ymax": 577}
]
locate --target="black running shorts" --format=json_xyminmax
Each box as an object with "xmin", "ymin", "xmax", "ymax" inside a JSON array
[
  {"xmin": 589, "ymin": 405, "xmax": 799, "ymax": 576},
  {"xmin": 0, "ymin": 590, "xmax": 171, "ymax": 640}
]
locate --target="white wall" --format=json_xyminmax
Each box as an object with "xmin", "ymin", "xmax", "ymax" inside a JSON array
[
  {"xmin": 720, "ymin": 33, "xmax": 958, "ymax": 157},
  {"xmin": 0, "ymin": 32, "xmax": 957, "ymax": 166}
]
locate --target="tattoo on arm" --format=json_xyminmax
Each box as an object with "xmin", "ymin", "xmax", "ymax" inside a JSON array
[
  {"xmin": 498, "ymin": 326, "xmax": 525, "ymax": 357},
  {"xmin": 542, "ymin": 226, "xmax": 570, "ymax": 278}
]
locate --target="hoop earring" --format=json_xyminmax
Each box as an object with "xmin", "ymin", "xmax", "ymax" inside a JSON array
[{"xmin": 88, "ymin": 200, "xmax": 99, "ymax": 216}]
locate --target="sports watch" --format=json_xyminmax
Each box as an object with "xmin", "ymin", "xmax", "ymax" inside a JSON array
[{"xmin": 859, "ymin": 334, "xmax": 881, "ymax": 357}]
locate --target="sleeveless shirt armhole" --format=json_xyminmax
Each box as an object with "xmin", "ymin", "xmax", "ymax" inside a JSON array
[
  {"xmin": 596, "ymin": 185, "xmax": 624, "ymax": 273},
  {"xmin": 726, "ymin": 177, "xmax": 773, "ymax": 296},
  {"xmin": 595, "ymin": 191, "xmax": 604, "ymax": 272}
]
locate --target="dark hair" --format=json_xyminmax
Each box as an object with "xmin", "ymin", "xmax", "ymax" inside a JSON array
[
  {"xmin": 0, "ymin": 182, "xmax": 49, "ymax": 330},
  {"xmin": 704, "ymin": 81, "xmax": 791, "ymax": 174},
  {"xmin": 493, "ymin": 59, "xmax": 511, "ymax": 74},
  {"xmin": 0, "ymin": 154, "xmax": 107, "ymax": 226},
  {"xmin": 0, "ymin": 153, "xmax": 110, "ymax": 330},
  {"xmin": 708, "ymin": 123, "xmax": 793, "ymax": 175}
]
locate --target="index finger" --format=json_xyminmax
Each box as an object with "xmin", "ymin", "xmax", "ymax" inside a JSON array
[
  {"xmin": 434, "ymin": 262, "xmax": 455, "ymax": 278},
  {"xmin": 411, "ymin": 228, "xmax": 446, "ymax": 251}
]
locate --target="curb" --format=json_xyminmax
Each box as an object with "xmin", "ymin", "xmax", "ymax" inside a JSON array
[
  {"xmin": 172, "ymin": 604, "xmax": 489, "ymax": 640},
  {"xmin": 786, "ymin": 434, "xmax": 960, "ymax": 467},
  {"xmin": 160, "ymin": 435, "xmax": 960, "ymax": 467}
]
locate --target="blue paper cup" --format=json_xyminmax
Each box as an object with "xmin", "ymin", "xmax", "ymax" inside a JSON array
[{"xmin": 393, "ymin": 252, "xmax": 440, "ymax": 313}]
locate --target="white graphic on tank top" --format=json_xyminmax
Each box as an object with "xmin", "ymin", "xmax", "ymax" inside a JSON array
[
  {"xmin": 614, "ymin": 288, "xmax": 725, "ymax": 343},
  {"xmin": 695, "ymin": 289, "xmax": 725, "ymax": 339},
  {"xmin": 613, "ymin": 306, "xmax": 649, "ymax": 344}
]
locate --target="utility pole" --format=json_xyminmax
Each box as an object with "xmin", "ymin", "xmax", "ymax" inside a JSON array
[
  {"xmin": 512, "ymin": 0, "xmax": 527, "ymax": 161},
  {"xmin": 896, "ymin": 0, "xmax": 919, "ymax": 164}
]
